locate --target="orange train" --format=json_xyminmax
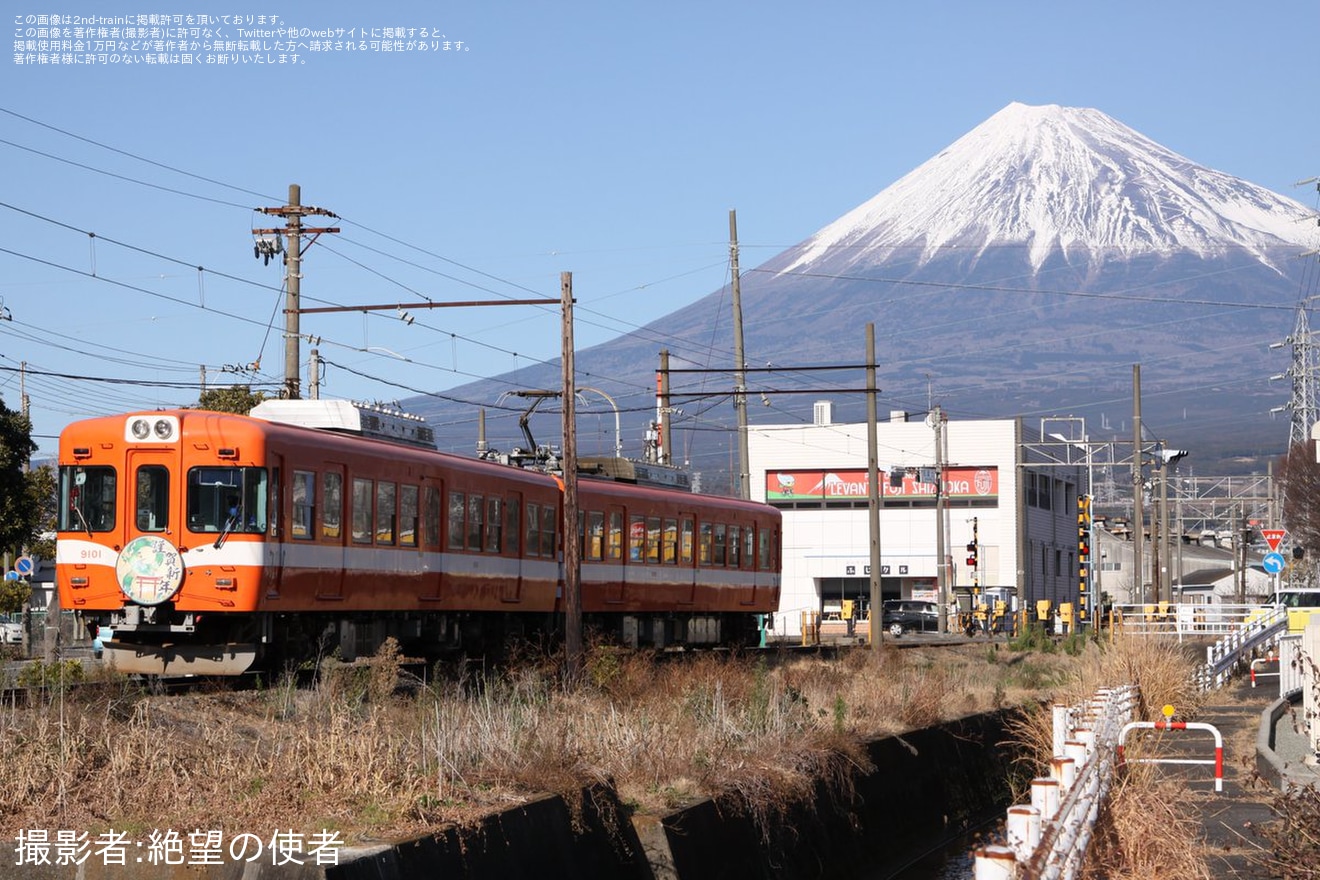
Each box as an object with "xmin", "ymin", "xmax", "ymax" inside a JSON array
[{"xmin": 55, "ymin": 401, "xmax": 782, "ymax": 674}]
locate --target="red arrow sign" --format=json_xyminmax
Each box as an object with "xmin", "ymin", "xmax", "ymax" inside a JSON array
[{"xmin": 1261, "ymin": 529, "xmax": 1286, "ymax": 552}]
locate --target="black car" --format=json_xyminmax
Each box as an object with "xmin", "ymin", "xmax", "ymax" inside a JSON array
[{"xmin": 881, "ymin": 600, "xmax": 938, "ymax": 637}]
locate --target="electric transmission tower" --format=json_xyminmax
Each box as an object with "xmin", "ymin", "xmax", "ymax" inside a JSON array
[{"xmin": 1273, "ymin": 300, "xmax": 1320, "ymax": 449}]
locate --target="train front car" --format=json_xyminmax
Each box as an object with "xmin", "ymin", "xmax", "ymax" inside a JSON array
[{"xmin": 57, "ymin": 411, "xmax": 269, "ymax": 675}]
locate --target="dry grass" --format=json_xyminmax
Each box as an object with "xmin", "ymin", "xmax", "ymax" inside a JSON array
[{"xmin": 0, "ymin": 636, "xmax": 1097, "ymax": 844}]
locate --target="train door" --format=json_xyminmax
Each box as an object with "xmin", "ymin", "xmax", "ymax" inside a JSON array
[
  {"xmin": 738, "ymin": 522, "xmax": 757, "ymax": 606},
  {"xmin": 317, "ymin": 464, "xmax": 348, "ymax": 600},
  {"xmin": 679, "ymin": 513, "xmax": 697, "ymax": 604},
  {"xmin": 604, "ymin": 506, "xmax": 626, "ymax": 603},
  {"xmin": 126, "ymin": 448, "xmax": 174, "ymax": 540},
  {"xmin": 501, "ymin": 492, "xmax": 522, "ymax": 602},
  {"xmin": 264, "ymin": 454, "xmax": 284, "ymax": 599}
]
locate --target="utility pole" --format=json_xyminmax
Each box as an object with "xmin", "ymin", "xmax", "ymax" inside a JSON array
[
  {"xmin": 1132, "ymin": 365, "xmax": 1145, "ymax": 605},
  {"xmin": 866, "ymin": 324, "xmax": 882, "ymax": 651},
  {"xmin": 561, "ymin": 272, "xmax": 582, "ymax": 682},
  {"xmin": 931, "ymin": 406, "xmax": 949, "ymax": 633},
  {"xmin": 254, "ymin": 184, "xmax": 339, "ymax": 399},
  {"xmin": 729, "ymin": 210, "xmax": 750, "ymax": 500},
  {"xmin": 657, "ymin": 349, "xmax": 673, "ymax": 466}
]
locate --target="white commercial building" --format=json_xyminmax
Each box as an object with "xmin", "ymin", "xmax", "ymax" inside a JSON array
[{"xmin": 747, "ymin": 404, "xmax": 1086, "ymax": 635}]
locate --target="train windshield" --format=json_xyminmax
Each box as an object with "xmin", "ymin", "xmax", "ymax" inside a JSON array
[
  {"xmin": 58, "ymin": 466, "xmax": 118, "ymax": 532},
  {"xmin": 187, "ymin": 466, "xmax": 268, "ymax": 533}
]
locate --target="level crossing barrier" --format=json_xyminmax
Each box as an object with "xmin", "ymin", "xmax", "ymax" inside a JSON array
[{"xmin": 973, "ymin": 685, "xmax": 1139, "ymax": 880}]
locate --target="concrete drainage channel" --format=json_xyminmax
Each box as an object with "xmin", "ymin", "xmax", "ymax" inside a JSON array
[{"xmin": 330, "ymin": 711, "xmax": 1017, "ymax": 880}]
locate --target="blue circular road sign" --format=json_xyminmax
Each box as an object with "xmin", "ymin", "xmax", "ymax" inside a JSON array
[{"xmin": 1263, "ymin": 552, "xmax": 1286, "ymax": 574}]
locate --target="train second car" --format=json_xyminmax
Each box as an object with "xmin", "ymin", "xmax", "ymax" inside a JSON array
[{"xmin": 55, "ymin": 402, "xmax": 782, "ymax": 675}]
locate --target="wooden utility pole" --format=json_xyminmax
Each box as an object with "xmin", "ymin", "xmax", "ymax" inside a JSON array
[
  {"xmin": 866, "ymin": 324, "xmax": 883, "ymax": 650},
  {"xmin": 254, "ymin": 184, "xmax": 339, "ymax": 399},
  {"xmin": 561, "ymin": 272, "xmax": 582, "ymax": 681},
  {"xmin": 658, "ymin": 349, "xmax": 673, "ymax": 466},
  {"xmin": 729, "ymin": 210, "xmax": 750, "ymax": 500}
]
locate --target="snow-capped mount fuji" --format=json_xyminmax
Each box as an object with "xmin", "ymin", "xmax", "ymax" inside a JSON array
[
  {"xmin": 777, "ymin": 102, "xmax": 1314, "ymax": 278},
  {"xmin": 405, "ymin": 103, "xmax": 1318, "ymax": 479}
]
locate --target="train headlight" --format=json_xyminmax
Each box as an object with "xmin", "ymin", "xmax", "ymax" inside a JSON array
[{"xmin": 125, "ymin": 415, "xmax": 179, "ymax": 443}]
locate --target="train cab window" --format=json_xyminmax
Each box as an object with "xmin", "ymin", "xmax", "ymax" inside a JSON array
[
  {"xmin": 699, "ymin": 522, "xmax": 713, "ymax": 565},
  {"xmin": 448, "ymin": 491, "xmax": 466, "ymax": 550},
  {"xmin": 586, "ymin": 511, "xmax": 604, "ymax": 561},
  {"xmin": 292, "ymin": 471, "xmax": 315, "ymax": 540},
  {"xmin": 376, "ymin": 482, "xmax": 397, "ymax": 545},
  {"xmin": 539, "ymin": 506, "xmax": 557, "ymax": 558},
  {"xmin": 400, "ymin": 485, "xmax": 419, "ymax": 548},
  {"xmin": 680, "ymin": 518, "xmax": 694, "ymax": 564},
  {"xmin": 727, "ymin": 525, "xmax": 741, "ymax": 569},
  {"xmin": 661, "ymin": 518, "xmax": 678, "ymax": 564},
  {"xmin": 503, "ymin": 497, "xmax": 519, "ymax": 555},
  {"xmin": 628, "ymin": 514, "xmax": 645, "ymax": 561},
  {"xmin": 322, "ymin": 472, "xmax": 343, "ymax": 540},
  {"xmin": 467, "ymin": 494, "xmax": 484, "ymax": 551},
  {"xmin": 646, "ymin": 517, "xmax": 661, "ymax": 563},
  {"xmin": 485, "ymin": 497, "xmax": 502, "ymax": 553},
  {"xmin": 186, "ymin": 466, "xmax": 267, "ymax": 533},
  {"xmin": 352, "ymin": 478, "xmax": 374, "ymax": 544},
  {"xmin": 59, "ymin": 465, "xmax": 117, "ymax": 533},
  {"xmin": 607, "ymin": 512, "xmax": 624, "ymax": 561},
  {"xmin": 422, "ymin": 485, "xmax": 441, "ymax": 548}
]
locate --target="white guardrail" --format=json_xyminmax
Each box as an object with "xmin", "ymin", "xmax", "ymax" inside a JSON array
[
  {"xmin": 973, "ymin": 685, "xmax": 1140, "ymax": 880},
  {"xmin": 1194, "ymin": 606, "xmax": 1287, "ymax": 691}
]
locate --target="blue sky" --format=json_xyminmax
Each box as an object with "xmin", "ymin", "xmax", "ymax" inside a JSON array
[{"xmin": 4, "ymin": 0, "xmax": 1318, "ymax": 458}]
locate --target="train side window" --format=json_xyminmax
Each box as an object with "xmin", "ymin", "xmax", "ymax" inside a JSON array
[
  {"xmin": 135, "ymin": 464, "xmax": 169, "ymax": 532},
  {"xmin": 448, "ymin": 492, "xmax": 466, "ymax": 551},
  {"xmin": 758, "ymin": 528, "xmax": 770, "ymax": 570},
  {"xmin": 400, "ymin": 485, "xmax": 418, "ymax": 548},
  {"xmin": 422, "ymin": 485, "xmax": 441, "ymax": 548},
  {"xmin": 351, "ymin": 478, "xmax": 373, "ymax": 544},
  {"xmin": 524, "ymin": 502, "xmax": 539, "ymax": 558},
  {"xmin": 485, "ymin": 497, "xmax": 501, "ymax": 553},
  {"xmin": 661, "ymin": 518, "xmax": 677, "ymax": 564},
  {"xmin": 712, "ymin": 524, "xmax": 727, "ymax": 566},
  {"xmin": 744, "ymin": 527, "xmax": 756, "ymax": 570},
  {"xmin": 322, "ymin": 472, "xmax": 343, "ymax": 540},
  {"xmin": 646, "ymin": 517, "xmax": 661, "ymax": 563},
  {"xmin": 607, "ymin": 512, "xmax": 623, "ymax": 561},
  {"xmin": 680, "ymin": 518, "xmax": 694, "ymax": 564},
  {"xmin": 727, "ymin": 525, "xmax": 741, "ymax": 568},
  {"xmin": 59, "ymin": 465, "xmax": 117, "ymax": 532},
  {"xmin": 628, "ymin": 514, "xmax": 645, "ymax": 561},
  {"xmin": 539, "ymin": 504, "xmax": 557, "ymax": 558},
  {"xmin": 467, "ymin": 494, "xmax": 484, "ymax": 551},
  {"xmin": 586, "ymin": 511, "xmax": 604, "ymax": 561},
  {"xmin": 503, "ymin": 496, "xmax": 519, "ymax": 555},
  {"xmin": 376, "ymin": 481, "xmax": 397, "ymax": 545},
  {"xmin": 292, "ymin": 471, "xmax": 315, "ymax": 540},
  {"xmin": 699, "ymin": 522, "xmax": 713, "ymax": 565}
]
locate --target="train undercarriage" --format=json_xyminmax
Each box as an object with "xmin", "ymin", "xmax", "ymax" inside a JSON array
[{"xmin": 87, "ymin": 605, "xmax": 763, "ymax": 677}]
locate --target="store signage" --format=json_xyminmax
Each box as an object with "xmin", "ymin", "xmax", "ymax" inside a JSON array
[{"xmin": 766, "ymin": 467, "xmax": 999, "ymax": 501}]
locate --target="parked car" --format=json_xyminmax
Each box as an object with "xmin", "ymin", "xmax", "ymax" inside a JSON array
[
  {"xmin": 0, "ymin": 615, "xmax": 21, "ymax": 645},
  {"xmin": 881, "ymin": 600, "xmax": 938, "ymax": 637}
]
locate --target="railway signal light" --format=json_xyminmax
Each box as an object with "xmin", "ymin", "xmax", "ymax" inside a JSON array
[{"xmin": 966, "ymin": 541, "xmax": 977, "ymax": 568}]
